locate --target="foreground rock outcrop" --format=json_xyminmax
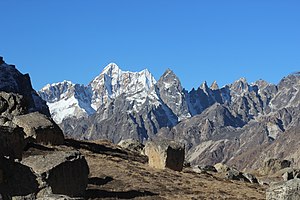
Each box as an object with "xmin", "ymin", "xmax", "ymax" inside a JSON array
[
  {"xmin": 145, "ymin": 140, "xmax": 184, "ymax": 171},
  {"xmin": 0, "ymin": 149, "xmax": 89, "ymax": 199},
  {"xmin": 0, "ymin": 57, "xmax": 64, "ymax": 146},
  {"xmin": 0, "ymin": 57, "xmax": 87, "ymax": 199},
  {"xmin": 13, "ymin": 112, "xmax": 64, "ymax": 145},
  {"xmin": 0, "ymin": 126, "xmax": 24, "ymax": 159},
  {"xmin": 267, "ymin": 179, "xmax": 300, "ymax": 200},
  {"xmin": 0, "ymin": 157, "xmax": 39, "ymax": 199},
  {"xmin": 22, "ymin": 149, "xmax": 89, "ymax": 197}
]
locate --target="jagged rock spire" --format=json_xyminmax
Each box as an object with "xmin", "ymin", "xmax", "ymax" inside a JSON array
[
  {"xmin": 210, "ymin": 81, "xmax": 219, "ymax": 90},
  {"xmin": 157, "ymin": 68, "xmax": 191, "ymax": 120}
]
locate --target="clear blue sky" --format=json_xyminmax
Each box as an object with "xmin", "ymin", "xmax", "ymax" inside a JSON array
[{"xmin": 1, "ymin": 0, "xmax": 299, "ymax": 90}]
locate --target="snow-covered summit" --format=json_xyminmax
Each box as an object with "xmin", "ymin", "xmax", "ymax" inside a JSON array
[
  {"xmin": 39, "ymin": 63, "xmax": 157, "ymax": 123},
  {"xmin": 89, "ymin": 63, "xmax": 156, "ymax": 110}
]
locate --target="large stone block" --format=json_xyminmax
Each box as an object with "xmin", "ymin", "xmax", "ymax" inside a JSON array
[
  {"xmin": 0, "ymin": 126, "xmax": 24, "ymax": 159},
  {"xmin": 145, "ymin": 140, "xmax": 184, "ymax": 171},
  {"xmin": 21, "ymin": 150, "xmax": 89, "ymax": 197},
  {"xmin": 13, "ymin": 112, "xmax": 64, "ymax": 145},
  {"xmin": 0, "ymin": 157, "xmax": 39, "ymax": 198},
  {"xmin": 266, "ymin": 179, "xmax": 300, "ymax": 200}
]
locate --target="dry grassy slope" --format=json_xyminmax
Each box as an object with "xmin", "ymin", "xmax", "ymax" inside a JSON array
[{"xmin": 63, "ymin": 139, "xmax": 266, "ymax": 200}]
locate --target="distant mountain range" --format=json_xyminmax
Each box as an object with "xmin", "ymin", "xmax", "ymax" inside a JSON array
[{"xmin": 39, "ymin": 62, "xmax": 300, "ymax": 171}]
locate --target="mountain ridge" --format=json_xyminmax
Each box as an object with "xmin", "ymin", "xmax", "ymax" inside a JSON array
[{"xmin": 39, "ymin": 61, "xmax": 300, "ymax": 171}]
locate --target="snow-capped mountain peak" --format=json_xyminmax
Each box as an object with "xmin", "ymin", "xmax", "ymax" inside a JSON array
[
  {"xmin": 39, "ymin": 63, "xmax": 157, "ymax": 123},
  {"xmin": 100, "ymin": 62, "xmax": 122, "ymax": 79}
]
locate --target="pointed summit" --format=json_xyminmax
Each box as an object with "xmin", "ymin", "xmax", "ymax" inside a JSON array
[
  {"xmin": 158, "ymin": 68, "xmax": 181, "ymax": 88},
  {"xmin": 235, "ymin": 77, "xmax": 247, "ymax": 84},
  {"xmin": 210, "ymin": 81, "xmax": 219, "ymax": 90},
  {"xmin": 162, "ymin": 68, "xmax": 176, "ymax": 78},
  {"xmin": 101, "ymin": 63, "xmax": 121, "ymax": 75},
  {"xmin": 156, "ymin": 68, "xmax": 190, "ymax": 120},
  {"xmin": 230, "ymin": 77, "xmax": 250, "ymax": 94},
  {"xmin": 200, "ymin": 81, "xmax": 209, "ymax": 91}
]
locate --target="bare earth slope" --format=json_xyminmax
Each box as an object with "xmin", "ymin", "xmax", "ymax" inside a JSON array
[{"xmin": 57, "ymin": 139, "xmax": 265, "ymax": 200}]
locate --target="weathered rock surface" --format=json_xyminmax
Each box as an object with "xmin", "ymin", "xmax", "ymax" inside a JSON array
[
  {"xmin": 0, "ymin": 150, "xmax": 89, "ymax": 199},
  {"xmin": 12, "ymin": 112, "xmax": 64, "ymax": 145},
  {"xmin": 21, "ymin": 150, "xmax": 89, "ymax": 197},
  {"xmin": 266, "ymin": 179, "xmax": 300, "ymax": 200},
  {"xmin": 155, "ymin": 69, "xmax": 190, "ymax": 120},
  {"xmin": 0, "ymin": 92, "xmax": 27, "ymax": 121},
  {"xmin": 282, "ymin": 169, "xmax": 300, "ymax": 181},
  {"xmin": 0, "ymin": 58, "xmax": 50, "ymax": 116},
  {"xmin": 259, "ymin": 159, "xmax": 291, "ymax": 176},
  {"xmin": 145, "ymin": 140, "xmax": 184, "ymax": 171},
  {"xmin": 214, "ymin": 163, "xmax": 230, "ymax": 173},
  {"xmin": 226, "ymin": 168, "xmax": 250, "ymax": 182},
  {"xmin": 118, "ymin": 139, "xmax": 145, "ymax": 154},
  {"xmin": 0, "ymin": 157, "xmax": 39, "ymax": 199},
  {"xmin": 0, "ymin": 126, "xmax": 24, "ymax": 159}
]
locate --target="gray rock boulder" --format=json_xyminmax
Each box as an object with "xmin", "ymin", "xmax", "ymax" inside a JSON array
[
  {"xmin": 145, "ymin": 140, "xmax": 184, "ymax": 171},
  {"xmin": 0, "ymin": 157, "xmax": 39, "ymax": 199},
  {"xmin": 214, "ymin": 163, "xmax": 230, "ymax": 173},
  {"xmin": 0, "ymin": 92, "xmax": 27, "ymax": 121},
  {"xmin": 226, "ymin": 168, "xmax": 249, "ymax": 182},
  {"xmin": 12, "ymin": 112, "xmax": 64, "ymax": 145},
  {"xmin": 199, "ymin": 165, "xmax": 217, "ymax": 173},
  {"xmin": 0, "ymin": 150, "xmax": 89, "ymax": 199},
  {"xmin": 0, "ymin": 126, "xmax": 25, "ymax": 159},
  {"xmin": 21, "ymin": 150, "xmax": 89, "ymax": 197},
  {"xmin": 225, "ymin": 168, "xmax": 258, "ymax": 183},
  {"xmin": 267, "ymin": 179, "xmax": 300, "ymax": 200}
]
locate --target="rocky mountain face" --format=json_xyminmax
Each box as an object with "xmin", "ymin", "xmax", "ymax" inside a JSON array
[
  {"xmin": 40, "ymin": 61, "xmax": 300, "ymax": 171},
  {"xmin": 159, "ymin": 73, "xmax": 300, "ymax": 171},
  {"xmin": 0, "ymin": 56, "xmax": 50, "ymax": 117}
]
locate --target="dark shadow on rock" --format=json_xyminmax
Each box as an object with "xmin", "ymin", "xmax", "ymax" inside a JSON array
[
  {"xmin": 23, "ymin": 141, "xmax": 55, "ymax": 158},
  {"xmin": 88, "ymin": 177, "xmax": 113, "ymax": 186},
  {"xmin": 64, "ymin": 139, "xmax": 147, "ymax": 163},
  {"xmin": 24, "ymin": 141, "xmax": 55, "ymax": 151},
  {"xmin": 85, "ymin": 189, "xmax": 158, "ymax": 199},
  {"xmin": 0, "ymin": 158, "xmax": 39, "ymax": 197},
  {"xmin": 65, "ymin": 139, "xmax": 127, "ymax": 155}
]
